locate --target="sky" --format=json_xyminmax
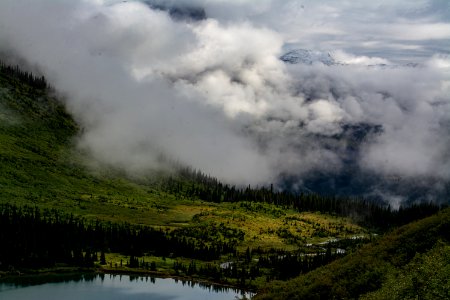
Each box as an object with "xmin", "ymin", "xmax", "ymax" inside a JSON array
[
  {"xmin": 151, "ymin": 0, "xmax": 450, "ymax": 62},
  {"xmin": 0, "ymin": 0, "xmax": 449, "ymax": 205}
]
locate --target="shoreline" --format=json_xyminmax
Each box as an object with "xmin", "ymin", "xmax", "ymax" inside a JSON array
[{"xmin": 0, "ymin": 266, "xmax": 257, "ymax": 294}]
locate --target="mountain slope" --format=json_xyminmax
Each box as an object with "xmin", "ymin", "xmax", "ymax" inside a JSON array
[
  {"xmin": 255, "ymin": 207, "xmax": 450, "ymax": 299},
  {"xmin": 0, "ymin": 64, "xmax": 205, "ymax": 226},
  {"xmin": 362, "ymin": 240, "xmax": 450, "ymax": 300}
]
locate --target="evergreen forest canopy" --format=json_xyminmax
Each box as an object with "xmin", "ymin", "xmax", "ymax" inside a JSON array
[{"xmin": 0, "ymin": 63, "xmax": 448, "ymax": 298}]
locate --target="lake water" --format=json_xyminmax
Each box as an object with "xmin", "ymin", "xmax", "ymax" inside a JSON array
[{"xmin": 0, "ymin": 274, "xmax": 253, "ymax": 300}]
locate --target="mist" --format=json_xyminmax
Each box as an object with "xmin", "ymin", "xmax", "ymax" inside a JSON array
[{"xmin": 0, "ymin": 0, "xmax": 449, "ymax": 205}]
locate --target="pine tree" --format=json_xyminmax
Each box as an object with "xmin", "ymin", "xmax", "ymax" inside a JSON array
[{"xmin": 100, "ymin": 251, "xmax": 106, "ymax": 265}]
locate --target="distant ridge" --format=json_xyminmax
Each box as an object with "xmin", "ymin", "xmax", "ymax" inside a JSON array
[{"xmin": 143, "ymin": 1, "xmax": 206, "ymax": 21}]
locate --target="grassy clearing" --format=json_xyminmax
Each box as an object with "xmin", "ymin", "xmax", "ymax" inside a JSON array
[{"xmin": 191, "ymin": 202, "xmax": 367, "ymax": 251}]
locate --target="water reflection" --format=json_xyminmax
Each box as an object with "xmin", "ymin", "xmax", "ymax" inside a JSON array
[{"xmin": 0, "ymin": 274, "xmax": 253, "ymax": 300}]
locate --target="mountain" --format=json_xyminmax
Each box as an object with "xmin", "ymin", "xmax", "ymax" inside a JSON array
[
  {"xmin": 280, "ymin": 49, "xmax": 420, "ymax": 68},
  {"xmin": 280, "ymin": 49, "xmax": 336, "ymax": 65},
  {"xmin": 0, "ymin": 60, "xmax": 447, "ymax": 297}
]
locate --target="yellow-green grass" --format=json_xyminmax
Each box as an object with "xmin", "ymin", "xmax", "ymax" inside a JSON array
[{"xmin": 191, "ymin": 202, "xmax": 368, "ymax": 251}]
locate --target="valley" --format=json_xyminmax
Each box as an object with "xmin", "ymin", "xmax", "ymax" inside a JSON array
[{"xmin": 0, "ymin": 63, "xmax": 448, "ymax": 298}]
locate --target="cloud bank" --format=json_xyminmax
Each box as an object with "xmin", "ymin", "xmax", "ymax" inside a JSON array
[{"xmin": 0, "ymin": 0, "xmax": 449, "ymax": 204}]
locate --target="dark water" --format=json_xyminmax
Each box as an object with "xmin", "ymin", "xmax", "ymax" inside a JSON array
[{"xmin": 0, "ymin": 274, "xmax": 253, "ymax": 300}]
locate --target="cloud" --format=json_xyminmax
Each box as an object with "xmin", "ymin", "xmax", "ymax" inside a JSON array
[
  {"xmin": 332, "ymin": 50, "xmax": 391, "ymax": 66},
  {"xmin": 0, "ymin": 0, "xmax": 449, "ymax": 204}
]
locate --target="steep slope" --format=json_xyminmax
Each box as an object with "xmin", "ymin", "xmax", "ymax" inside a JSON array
[
  {"xmin": 361, "ymin": 241, "xmax": 450, "ymax": 300},
  {"xmin": 255, "ymin": 207, "xmax": 450, "ymax": 299},
  {"xmin": 0, "ymin": 64, "xmax": 206, "ymax": 226}
]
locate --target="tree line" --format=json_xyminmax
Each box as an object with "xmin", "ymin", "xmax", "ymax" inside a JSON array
[
  {"xmin": 0, "ymin": 61, "xmax": 47, "ymax": 90},
  {"xmin": 0, "ymin": 204, "xmax": 239, "ymax": 270},
  {"xmin": 164, "ymin": 167, "xmax": 443, "ymax": 230}
]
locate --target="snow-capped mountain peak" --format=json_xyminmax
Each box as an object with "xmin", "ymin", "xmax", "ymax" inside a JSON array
[
  {"xmin": 280, "ymin": 49, "xmax": 336, "ymax": 65},
  {"xmin": 280, "ymin": 49, "xmax": 420, "ymax": 69}
]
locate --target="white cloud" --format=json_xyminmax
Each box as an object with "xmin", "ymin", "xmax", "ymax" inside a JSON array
[
  {"xmin": 332, "ymin": 50, "xmax": 391, "ymax": 65},
  {"xmin": 306, "ymin": 100, "xmax": 344, "ymax": 135},
  {"xmin": 0, "ymin": 0, "xmax": 449, "ymax": 204}
]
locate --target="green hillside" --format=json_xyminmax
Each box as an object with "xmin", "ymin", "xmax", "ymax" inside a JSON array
[
  {"xmin": 255, "ymin": 207, "xmax": 450, "ymax": 299},
  {"xmin": 0, "ymin": 64, "xmax": 185, "ymax": 226}
]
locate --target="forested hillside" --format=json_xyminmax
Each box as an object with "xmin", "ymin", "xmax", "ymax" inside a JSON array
[{"xmin": 255, "ymin": 208, "xmax": 450, "ymax": 299}]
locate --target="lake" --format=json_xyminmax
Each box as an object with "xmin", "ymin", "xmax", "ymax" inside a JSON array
[{"xmin": 0, "ymin": 274, "xmax": 253, "ymax": 300}]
